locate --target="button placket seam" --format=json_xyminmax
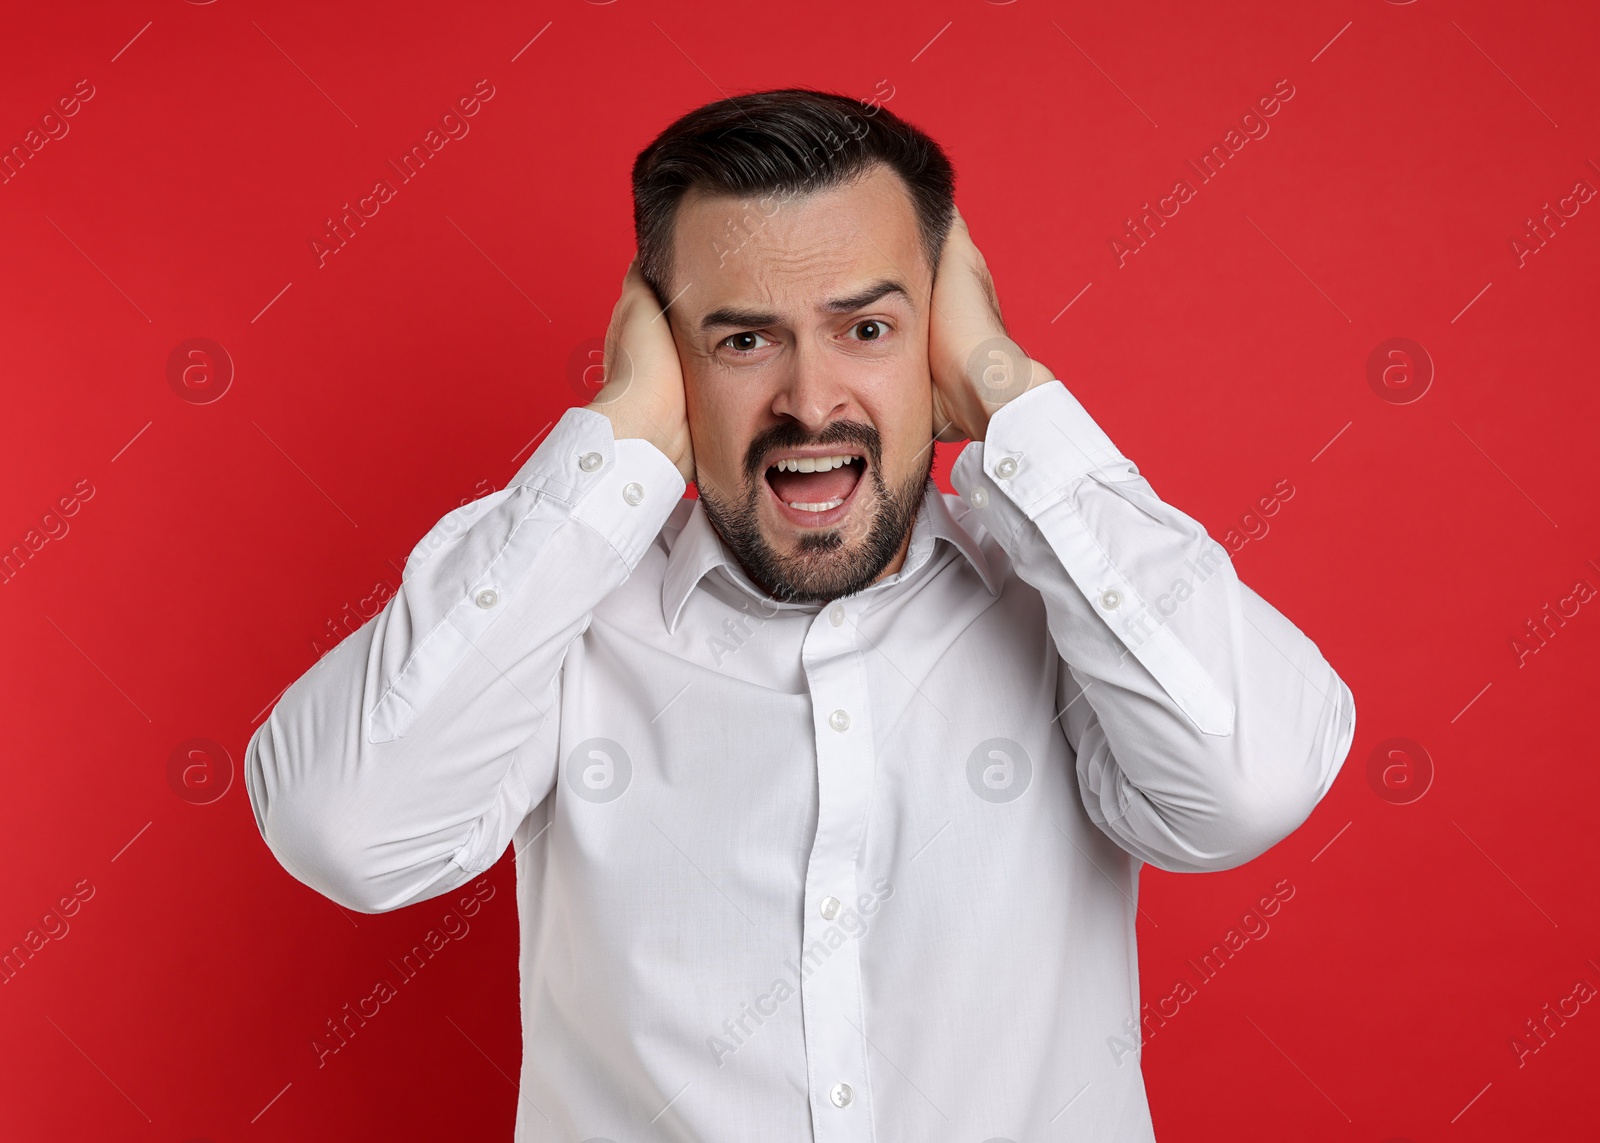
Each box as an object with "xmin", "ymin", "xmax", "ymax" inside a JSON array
[
  {"xmin": 368, "ymin": 484, "xmax": 557, "ymax": 735},
  {"xmin": 1031, "ymin": 491, "xmax": 1235, "ymax": 735},
  {"xmin": 799, "ymin": 622, "xmax": 876, "ymax": 1131}
]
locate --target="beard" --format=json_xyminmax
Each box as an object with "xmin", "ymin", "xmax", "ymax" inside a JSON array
[{"xmin": 697, "ymin": 420, "xmax": 933, "ymax": 605}]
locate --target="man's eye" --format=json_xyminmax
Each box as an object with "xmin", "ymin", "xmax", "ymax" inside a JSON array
[
  {"xmin": 851, "ymin": 320, "xmax": 888, "ymax": 341},
  {"xmin": 723, "ymin": 331, "xmax": 771, "ymax": 353}
]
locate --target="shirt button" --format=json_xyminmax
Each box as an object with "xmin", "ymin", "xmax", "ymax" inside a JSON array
[
  {"xmin": 623, "ymin": 482, "xmax": 644, "ymax": 506},
  {"xmin": 968, "ymin": 487, "xmax": 988, "ymax": 508},
  {"xmin": 820, "ymin": 895, "xmax": 841, "ymax": 919},
  {"xmin": 829, "ymin": 605, "xmax": 845, "ymax": 626},
  {"xmin": 995, "ymin": 456, "xmax": 1019, "ymax": 479},
  {"xmin": 828, "ymin": 709, "xmax": 850, "ymax": 732},
  {"xmin": 1100, "ymin": 588, "xmax": 1122, "ymax": 610},
  {"xmin": 474, "ymin": 589, "xmax": 499, "ymax": 609},
  {"xmin": 579, "ymin": 451, "xmax": 603, "ymax": 472},
  {"xmin": 830, "ymin": 1082, "xmax": 853, "ymax": 1107}
]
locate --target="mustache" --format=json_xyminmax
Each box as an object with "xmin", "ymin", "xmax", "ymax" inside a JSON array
[{"xmin": 744, "ymin": 420, "xmax": 882, "ymax": 483}]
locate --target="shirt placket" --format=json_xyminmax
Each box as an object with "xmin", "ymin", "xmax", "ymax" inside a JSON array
[{"xmin": 798, "ymin": 597, "xmax": 876, "ymax": 1141}]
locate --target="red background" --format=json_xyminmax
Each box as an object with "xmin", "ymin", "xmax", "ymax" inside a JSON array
[{"xmin": 3, "ymin": 1, "xmax": 1597, "ymax": 1139}]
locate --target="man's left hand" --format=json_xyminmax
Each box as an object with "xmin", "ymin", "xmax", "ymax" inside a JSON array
[{"xmin": 928, "ymin": 206, "xmax": 1055, "ymax": 443}]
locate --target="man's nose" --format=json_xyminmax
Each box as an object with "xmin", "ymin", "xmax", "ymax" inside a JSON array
[{"xmin": 768, "ymin": 338, "xmax": 850, "ymax": 432}]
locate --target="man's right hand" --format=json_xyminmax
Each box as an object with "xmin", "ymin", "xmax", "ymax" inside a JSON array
[{"xmin": 586, "ymin": 258, "xmax": 695, "ymax": 484}]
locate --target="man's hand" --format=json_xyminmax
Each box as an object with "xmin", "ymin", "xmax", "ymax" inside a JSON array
[
  {"xmin": 586, "ymin": 258, "xmax": 695, "ymax": 483},
  {"xmin": 928, "ymin": 207, "xmax": 1054, "ymax": 443}
]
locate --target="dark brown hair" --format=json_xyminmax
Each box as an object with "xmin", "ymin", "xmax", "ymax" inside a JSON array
[{"xmin": 631, "ymin": 87, "xmax": 956, "ymax": 305}]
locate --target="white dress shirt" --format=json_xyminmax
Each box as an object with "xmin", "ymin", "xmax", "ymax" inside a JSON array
[{"xmin": 245, "ymin": 379, "xmax": 1355, "ymax": 1141}]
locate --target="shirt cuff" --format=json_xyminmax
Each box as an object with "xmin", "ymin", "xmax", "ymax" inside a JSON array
[
  {"xmin": 514, "ymin": 406, "xmax": 686, "ymax": 570},
  {"xmin": 369, "ymin": 408, "xmax": 683, "ymax": 744},
  {"xmin": 949, "ymin": 379, "xmax": 1130, "ymax": 516},
  {"xmin": 948, "ymin": 380, "xmax": 1236, "ymax": 737}
]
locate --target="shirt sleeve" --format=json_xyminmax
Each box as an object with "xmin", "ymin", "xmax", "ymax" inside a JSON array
[
  {"xmin": 243, "ymin": 407, "xmax": 685, "ymax": 912},
  {"xmin": 949, "ymin": 380, "xmax": 1356, "ymax": 873}
]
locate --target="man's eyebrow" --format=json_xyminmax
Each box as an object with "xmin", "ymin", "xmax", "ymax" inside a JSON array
[
  {"xmin": 822, "ymin": 278, "xmax": 915, "ymax": 315},
  {"xmin": 697, "ymin": 278, "xmax": 916, "ymax": 334}
]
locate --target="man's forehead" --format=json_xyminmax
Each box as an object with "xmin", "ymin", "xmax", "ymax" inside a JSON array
[
  {"xmin": 693, "ymin": 277, "xmax": 918, "ymax": 335},
  {"xmin": 669, "ymin": 167, "xmax": 928, "ymax": 326}
]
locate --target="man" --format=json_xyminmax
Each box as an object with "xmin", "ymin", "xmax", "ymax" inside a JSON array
[{"xmin": 245, "ymin": 88, "xmax": 1355, "ymax": 1140}]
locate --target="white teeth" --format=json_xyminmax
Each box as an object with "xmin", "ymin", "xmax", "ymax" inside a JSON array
[
  {"xmin": 773, "ymin": 454, "xmax": 856, "ymax": 473},
  {"xmin": 787, "ymin": 497, "xmax": 846, "ymax": 512}
]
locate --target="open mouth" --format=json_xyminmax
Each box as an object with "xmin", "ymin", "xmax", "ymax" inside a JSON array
[{"xmin": 763, "ymin": 451, "xmax": 867, "ymax": 526}]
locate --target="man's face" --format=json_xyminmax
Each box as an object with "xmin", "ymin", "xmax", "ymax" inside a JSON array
[{"xmin": 666, "ymin": 162, "xmax": 936, "ymax": 603}]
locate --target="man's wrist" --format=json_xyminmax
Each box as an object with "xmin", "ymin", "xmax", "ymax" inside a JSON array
[
  {"xmin": 585, "ymin": 397, "xmax": 692, "ymax": 482},
  {"xmin": 968, "ymin": 358, "xmax": 1056, "ymax": 441}
]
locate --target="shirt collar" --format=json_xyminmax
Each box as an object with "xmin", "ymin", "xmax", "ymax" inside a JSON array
[{"xmin": 661, "ymin": 485, "xmax": 1000, "ymax": 634}]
